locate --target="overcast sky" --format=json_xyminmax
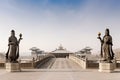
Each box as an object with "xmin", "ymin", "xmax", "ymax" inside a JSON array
[{"xmin": 0, "ymin": 0, "xmax": 120, "ymax": 55}]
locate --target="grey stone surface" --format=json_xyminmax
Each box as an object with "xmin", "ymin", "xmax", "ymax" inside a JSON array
[
  {"xmin": 51, "ymin": 58, "xmax": 82, "ymax": 69},
  {"xmin": 0, "ymin": 69, "xmax": 120, "ymax": 80},
  {"xmin": 0, "ymin": 58, "xmax": 120, "ymax": 80}
]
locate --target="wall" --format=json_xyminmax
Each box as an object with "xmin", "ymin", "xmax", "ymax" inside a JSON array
[
  {"xmin": 87, "ymin": 61, "xmax": 99, "ymax": 69},
  {"xmin": 0, "ymin": 63, "xmax": 5, "ymax": 69},
  {"xmin": 20, "ymin": 63, "xmax": 34, "ymax": 69}
]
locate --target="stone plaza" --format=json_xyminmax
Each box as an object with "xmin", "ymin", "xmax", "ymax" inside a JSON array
[{"xmin": 0, "ymin": 58, "xmax": 120, "ymax": 80}]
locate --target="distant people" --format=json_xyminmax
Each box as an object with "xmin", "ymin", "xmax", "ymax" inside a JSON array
[
  {"xmin": 97, "ymin": 28, "xmax": 114, "ymax": 62},
  {"xmin": 6, "ymin": 30, "xmax": 22, "ymax": 63}
]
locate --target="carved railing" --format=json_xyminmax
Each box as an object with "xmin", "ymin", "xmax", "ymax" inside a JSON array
[{"xmin": 69, "ymin": 54, "xmax": 87, "ymax": 69}]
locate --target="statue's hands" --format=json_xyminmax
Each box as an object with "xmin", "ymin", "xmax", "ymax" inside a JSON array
[
  {"xmin": 97, "ymin": 37, "xmax": 101, "ymax": 39},
  {"xmin": 97, "ymin": 36, "xmax": 103, "ymax": 43},
  {"xmin": 5, "ymin": 54, "xmax": 8, "ymax": 59},
  {"xmin": 20, "ymin": 37, "xmax": 23, "ymax": 40},
  {"xmin": 19, "ymin": 33, "xmax": 23, "ymax": 40}
]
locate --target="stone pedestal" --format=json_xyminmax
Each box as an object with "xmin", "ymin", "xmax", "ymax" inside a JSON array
[
  {"xmin": 99, "ymin": 62, "xmax": 115, "ymax": 73},
  {"xmin": 6, "ymin": 63, "xmax": 21, "ymax": 72}
]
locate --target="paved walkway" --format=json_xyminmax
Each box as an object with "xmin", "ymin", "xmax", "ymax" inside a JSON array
[
  {"xmin": 0, "ymin": 58, "xmax": 120, "ymax": 80},
  {"xmin": 51, "ymin": 58, "xmax": 82, "ymax": 69}
]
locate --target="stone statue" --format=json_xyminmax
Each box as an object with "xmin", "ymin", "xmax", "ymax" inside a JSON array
[
  {"xmin": 6, "ymin": 30, "xmax": 22, "ymax": 63},
  {"xmin": 97, "ymin": 28, "xmax": 114, "ymax": 63}
]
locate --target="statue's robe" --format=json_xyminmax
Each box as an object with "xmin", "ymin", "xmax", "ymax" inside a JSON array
[
  {"xmin": 102, "ymin": 35, "xmax": 114, "ymax": 60},
  {"xmin": 6, "ymin": 36, "xmax": 19, "ymax": 62}
]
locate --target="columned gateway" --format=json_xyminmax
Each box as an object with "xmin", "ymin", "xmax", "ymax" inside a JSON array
[{"xmin": 50, "ymin": 45, "xmax": 73, "ymax": 58}]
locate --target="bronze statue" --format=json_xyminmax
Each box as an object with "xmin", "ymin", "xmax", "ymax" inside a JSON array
[
  {"xmin": 6, "ymin": 30, "xmax": 22, "ymax": 63},
  {"xmin": 97, "ymin": 28, "xmax": 114, "ymax": 63}
]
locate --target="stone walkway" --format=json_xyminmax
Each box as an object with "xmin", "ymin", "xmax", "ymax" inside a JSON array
[
  {"xmin": 0, "ymin": 58, "xmax": 120, "ymax": 80},
  {"xmin": 51, "ymin": 58, "xmax": 82, "ymax": 69}
]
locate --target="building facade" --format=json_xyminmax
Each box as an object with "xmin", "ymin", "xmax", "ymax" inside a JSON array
[{"xmin": 50, "ymin": 45, "xmax": 73, "ymax": 58}]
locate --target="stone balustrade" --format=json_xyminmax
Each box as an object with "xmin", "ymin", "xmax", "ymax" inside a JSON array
[
  {"xmin": 0, "ymin": 54, "xmax": 55, "ymax": 69},
  {"xmin": 69, "ymin": 55, "xmax": 87, "ymax": 69}
]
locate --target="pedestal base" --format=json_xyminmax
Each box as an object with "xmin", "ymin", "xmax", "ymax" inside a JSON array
[
  {"xmin": 99, "ymin": 62, "xmax": 115, "ymax": 73},
  {"xmin": 6, "ymin": 63, "xmax": 21, "ymax": 72}
]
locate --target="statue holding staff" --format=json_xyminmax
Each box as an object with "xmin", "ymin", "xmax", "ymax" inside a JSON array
[
  {"xmin": 97, "ymin": 28, "xmax": 114, "ymax": 63},
  {"xmin": 6, "ymin": 30, "xmax": 22, "ymax": 63}
]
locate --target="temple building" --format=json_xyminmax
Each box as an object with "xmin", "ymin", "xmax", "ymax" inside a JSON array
[
  {"xmin": 75, "ymin": 47, "xmax": 92, "ymax": 58},
  {"xmin": 50, "ymin": 45, "xmax": 73, "ymax": 58},
  {"xmin": 30, "ymin": 47, "xmax": 45, "ymax": 59}
]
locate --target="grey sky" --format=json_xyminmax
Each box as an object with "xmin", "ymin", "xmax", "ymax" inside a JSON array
[{"xmin": 0, "ymin": 0, "xmax": 120, "ymax": 55}]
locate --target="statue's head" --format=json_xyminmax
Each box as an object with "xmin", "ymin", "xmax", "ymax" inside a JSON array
[
  {"xmin": 11, "ymin": 30, "xmax": 15, "ymax": 36},
  {"xmin": 105, "ymin": 28, "xmax": 110, "ymax": 36}
]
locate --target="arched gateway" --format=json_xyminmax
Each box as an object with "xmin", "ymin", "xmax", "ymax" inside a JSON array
[{"xmin": 50, "ymin": 45, "xmax": 73, "ymax": 58}]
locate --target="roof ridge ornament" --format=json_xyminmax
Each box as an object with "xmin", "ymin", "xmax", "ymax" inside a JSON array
[{"xmin": 59, "ymin": 44, "xmax": 64, "ymax": 50}]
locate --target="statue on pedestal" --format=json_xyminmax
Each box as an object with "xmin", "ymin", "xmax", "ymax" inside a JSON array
[
  {"xmin": 97, "ymin": 28, "xmax": 114, "ymax": 63},
  {"xmin": 6, "ymin": 30, "xmax": 22, "ymax": 63}
]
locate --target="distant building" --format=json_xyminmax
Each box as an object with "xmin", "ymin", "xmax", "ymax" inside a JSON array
[
  {"xmin": 75, "ymin": 47, "xmax": 92, "ymax": 58},
  {"xmin": 113, "ymin": 48, "xmax": 120, "ymax": 60},
  {"xmin": 50, "ymin": 44, "xmax": 73, "ymax": 58},
  {"xmin": 30, "ymin": 47, "xmax": 45, "ymax": 59}
]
